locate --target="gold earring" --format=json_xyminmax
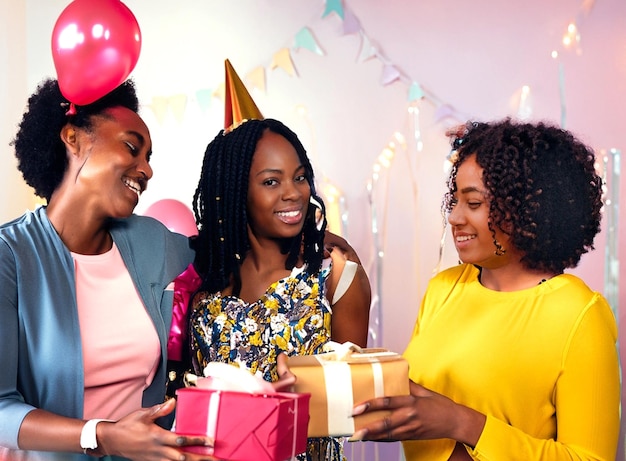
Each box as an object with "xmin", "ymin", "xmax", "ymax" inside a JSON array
[{"xmin": 494, "ymin": 240, "xmax": 506, "ymax": 256}]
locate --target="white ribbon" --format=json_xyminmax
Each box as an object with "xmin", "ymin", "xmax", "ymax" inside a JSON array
[
  {"xmin": 289, "ymin": 395, "xmax": 299, "ymax": 460},
  {"xmin": 316, "ymin": 341, "xmax": 390, "ymax": 435},
  {"xmin": 206, "ymin": 391, "xmax": 221, "ymax": 441}
]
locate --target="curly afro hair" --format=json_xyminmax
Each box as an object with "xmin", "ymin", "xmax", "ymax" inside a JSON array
[
  {"xmin": 11, "ymin": 78, "xmax": 139, "ymax": 201},
  {"xmin": 443, "ymin": 118, "xmax": 603, "ymax": 274},
  {"xmin": 192, "ymin": 118, "xmax": 326, "ymax": 296}
]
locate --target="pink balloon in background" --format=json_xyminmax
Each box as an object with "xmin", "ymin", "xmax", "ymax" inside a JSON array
[
  {"xmin": 51, "ymin": 0, "xmax": 141, "ymax": 105},
  {"xmin": 143, "ymin": 199, "xmax": 198, "ymax": 237}
]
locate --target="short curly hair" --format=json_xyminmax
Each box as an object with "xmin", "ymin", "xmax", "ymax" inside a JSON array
[
  {"xmin": 11, "ymin": 78, "xmax": 139, "ymax": 201},
  {"xmin": 443, "ymin": 118, "xmax": 603, "ymax": 274}
]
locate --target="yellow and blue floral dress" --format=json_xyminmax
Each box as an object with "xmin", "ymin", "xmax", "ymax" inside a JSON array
[{"xmin": 189, "ymin": 261, "xmax": 345, "ymax": 461}]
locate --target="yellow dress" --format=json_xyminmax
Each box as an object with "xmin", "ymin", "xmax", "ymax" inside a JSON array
[
  {"xmin": 402, "ymin": 263, "xmax": 620, "ymax": 461},
  {"xmin": 189, "ymin": 261, "xmax": 346, "ymax": 461}
]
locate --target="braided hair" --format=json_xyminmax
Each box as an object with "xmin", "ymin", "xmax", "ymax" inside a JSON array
[
  {"xmin": 11, "ymin": 78, "xmax": 139, "ymax": 201},
  {"xmin": 192, "ymin": 118, "xmax": 326, "ymax": 295},
  {"xmin": 443, "ymin": 118, "xmax": 603, "ymax": 274}
]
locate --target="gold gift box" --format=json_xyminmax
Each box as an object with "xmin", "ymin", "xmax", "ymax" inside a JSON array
[{"xmin": 287, "ymin": 347, "xmax": 409, "ymax": 437}]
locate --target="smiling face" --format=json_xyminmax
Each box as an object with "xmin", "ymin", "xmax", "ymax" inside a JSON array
[
  {"xmin": 448, "ymin": 154, "xmax": 514, "ymax": 269},
  {"xmin": 69, "ymin": 106, "xmax": 153, "ymax": 219},
  {"xmin": 246, "ymin": 130, "xmax": 311, "ymax": 242}
]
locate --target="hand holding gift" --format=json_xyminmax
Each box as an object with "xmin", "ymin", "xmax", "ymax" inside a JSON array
[
  {"xmin": 286, "ymin": 342, "xmax": 410, "ymax": 438},
  {"xmin": 175, "ymin": 362, "xmax": 310, "ymax": 461}
]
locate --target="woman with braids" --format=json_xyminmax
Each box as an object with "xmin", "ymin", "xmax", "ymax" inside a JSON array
[
  {"xmin": 350, "ymin": 119, "xmax": 620, "ymax": 460},
  {"xmin": 186, "ymin": 62, "xmax": 371, "ymax": 461},
  {"xmin": 0, "ymin": 78, "xmax": 213, "ymax": 460}
]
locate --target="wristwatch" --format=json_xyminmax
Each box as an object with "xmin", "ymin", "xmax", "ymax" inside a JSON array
[{"xmin": 80, "ymin": 419, "xmax": 110, "ymax": 454}]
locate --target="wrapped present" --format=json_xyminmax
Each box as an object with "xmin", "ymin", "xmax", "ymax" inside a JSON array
[
  {"xmin": 174, "ymin": 363, "xmax": 310, "ymax": 461},
  {"xmin": 287, "ymin": 342, "xmax": 409, "ymax": 437}
]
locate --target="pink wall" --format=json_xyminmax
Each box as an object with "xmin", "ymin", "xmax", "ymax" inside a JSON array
[{"xmin": 4, "ymin": 1, "xmax": 624, "ymax": 459}]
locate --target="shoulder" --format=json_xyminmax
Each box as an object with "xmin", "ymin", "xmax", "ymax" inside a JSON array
[
  {"xmin": 0, "ymin": 207, "xmax": 60, "ymax": 255},
  {"xmin": 0, "ymin": 208, "xmax": 43, "ymax": 238},
  {"xmin": 110, "ymin": 214, "xmax": 188, "ymax": 245},
  {"xmin": 550, "ymin": 274, "xmax": 617, "ymax": 334},
  {"xmin": 110, "ymin": 215, "xmax": 194, "ymax": 268},
  {"xmin": 429, "ymin": 263, "xmax": 478, "ymax": 287}
]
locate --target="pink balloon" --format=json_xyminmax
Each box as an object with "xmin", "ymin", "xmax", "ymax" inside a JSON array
[
  {"xmin": 51, "ymin": 0, "xmax": 141, "ymax": 105},
  {"xmin": 144, "ymin": 199, "xmax": 198, "ymax": 237}
]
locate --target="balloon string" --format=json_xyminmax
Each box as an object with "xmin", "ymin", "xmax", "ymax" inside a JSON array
[{"xmin": 65, "ymin": 103, "xmax": 77, "ymax": 116}]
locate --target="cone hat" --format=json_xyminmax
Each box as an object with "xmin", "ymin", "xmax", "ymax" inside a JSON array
[{"xmin": 223, "ymin": 59, "xmax": 263, "ymax": 132}]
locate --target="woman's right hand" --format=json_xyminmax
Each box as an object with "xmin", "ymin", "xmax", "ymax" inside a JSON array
[
  {"xmin": 17, "ymin": 400, "xmax": 217, "ymax": 460},
  {"xmin": 349, "ymin": 381, "xmax": 486, "ymax": 447},
  {"xmin": 272, "ymin": 352, "xmax": 297, "ymax": 393},
  {"xmin": 96, "ymin": 399, "xmax": 217, "ymax": 461}
]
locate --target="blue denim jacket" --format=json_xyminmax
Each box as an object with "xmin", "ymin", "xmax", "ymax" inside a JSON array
[{"xmin": 0, "ymin": 206, "xmax": 194, "ymax": 460}]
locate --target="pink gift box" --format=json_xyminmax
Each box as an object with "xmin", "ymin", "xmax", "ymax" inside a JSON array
[{"xmin": 175, "ymin": 387, "xmax": 310, "ymax": 461}]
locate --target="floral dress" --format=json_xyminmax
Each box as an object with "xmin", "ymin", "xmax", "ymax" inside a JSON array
[{"xmin": 189, "ymin": 260, "xmax": 346, "ymax": 461}]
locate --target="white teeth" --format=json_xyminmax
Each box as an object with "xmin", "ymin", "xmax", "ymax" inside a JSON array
[
  {"xmin": 123, "ymin": 178, "xmax": 142, "ymax": 197},
  {"xmin": 277, "ymin": 210, "xmax": 299, "ymax": 217},
  {"xmin": 456, "ymin": 234, "xmax": 476, "ymax": 242}
]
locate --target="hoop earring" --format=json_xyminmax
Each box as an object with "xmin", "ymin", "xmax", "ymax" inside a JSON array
[{"xmin": 494, "ymin": 240, "xmax": 506, "ymax": 256}]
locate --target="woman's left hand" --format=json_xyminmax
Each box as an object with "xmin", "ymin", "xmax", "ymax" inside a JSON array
[{"xmin": 350, "ymin": 381, "xmax": 485, "ymax": 447}]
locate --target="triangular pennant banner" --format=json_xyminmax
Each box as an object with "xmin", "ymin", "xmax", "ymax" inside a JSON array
[
  {"xmin": 246, "ymin": 66, "xmax": 266, "ymax": 93},
  {"xmin": 408, "ymin": 81, "xmax": 425, "ymax": 102},
  {"xmin": 294, "ymin": 27, "xmax": 325, "ymax": 56},
  {"xmin": 270, "ymin": 48, "xmax": 297, "ymax": 77},
  {"xmin": 322, "ymin": 0, "xmax": 344, "ymax": 19},
  {"xmin": 342, "ymin": 7, "xmax": 361, "ymax": 35},
  {"xmin": 195, "ymin": 88, "xmax": 213, "ymax": 113},
  {"xmin": 168, "ymin": 94, "xmax": 188, "ymax": 123},
  {"xmin": 433, "ymin": 104, "xmax": 456, "ymax": 123},
  {"xmin": 357, "ymin": 32, "xmax": 377, "ymax": 62},
  {"xmin": 381, "ymin": 64, "xmax": 401, "ymax": 86},
  {"xmin": 150, "ymin": 96, "xmax": 169, "ymax": 125},
  {"xmin": 213, "ymin": 82, "xmax": 225, "ymax": 103}
]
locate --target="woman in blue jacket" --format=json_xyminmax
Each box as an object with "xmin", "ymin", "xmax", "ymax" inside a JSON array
[{"xmin": 0, "ymin": 79, "xmax": 212, "ymax": 460}]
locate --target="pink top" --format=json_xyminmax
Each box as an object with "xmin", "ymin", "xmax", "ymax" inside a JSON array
[{"xmin": 72, "ymin": 243, "xmax": 160, "ymax": 420}]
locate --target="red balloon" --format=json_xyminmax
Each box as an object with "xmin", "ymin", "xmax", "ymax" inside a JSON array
[
  {"xmin": 143, "ymin": 199, "xmax": 198, "ymax": 237},
  {"xmin": 51, "ymin": 0, "xmax": 141, "ymax": 105}
]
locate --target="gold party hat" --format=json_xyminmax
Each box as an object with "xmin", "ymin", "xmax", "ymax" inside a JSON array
[{"xmin": 223, "ymin": 59, "xmax": 263, "ymax": 132}]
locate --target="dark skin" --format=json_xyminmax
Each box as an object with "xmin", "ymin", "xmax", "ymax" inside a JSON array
[
  {"xmin": 19, "ymin": 107, "xmax": 215, "ymax": 460},
  {"xmin": 222, "ymin": 130, "xmax": 371, "ymax": 347},
  {"xmin": 350, "ymin": 382, "xmax": 484, "ymax": 460},
  {"xmin": 346, "ymin": 154, "xmax": 562, "ymax": 460}
]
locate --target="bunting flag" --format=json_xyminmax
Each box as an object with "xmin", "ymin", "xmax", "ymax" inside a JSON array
[
  {"xmin": 322, "ymin": 0, "xmax": 344, "ymax": 19},
  {"xmin": 342, "ymin": 7, "xmax": 361, "ymax": 35},
  {"xmin": 150, "ymin": 96, "xmax": 169, "ymax": 125},
  {"xmin": 408, "ymin": 81, "xmax": 425, "ymax": 102},
  {"xmin": 213, "ymin": 82, "xmax": 225, "ymax": 103},
  {"xmin": 246, "ymin": 66, "xmax": 267, "ymax": 93},
  {"xmin": 433, "ymin": 104, "xmax": 457, "ymax": 123},
  {"xmin": 142, "ymin": 0, "xmax": 589, "ymax": 133},
  {"xmin": 169, "ymin": 94, "xmax": 188, "ymax": 123},
  {"xmin": 270, "ymin": 47, "xmax": 298, "ymax": 76},
  {"xmin": 380, "ymin": 64, "xmax": 401, "ymax": 86},
  {"xmin": 294, "ymin": 27, "xmax": 325, "ymax": 55},
  {"xmin": 195, "ymin": 88, "xmax": 213, "ymax": 113},
  {"xmin": 357, "ymin": 32, "xmax": 377, "ymax": 62}
]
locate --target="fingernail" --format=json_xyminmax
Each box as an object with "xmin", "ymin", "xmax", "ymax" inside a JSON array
[
  {"xmin": 176, "ymin": 436, "xmax": 185, "ymax": 446},
  {"xmin": 348, "ymin": 429, "xmax": 367, "ymax": 442},
  {"xmin": 352, "ymin": 403, "xmax": 368, "ymax": 416},
  {"xmin": 178, "ymin": 455, "xmax": 186, "ymax": 461}
]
